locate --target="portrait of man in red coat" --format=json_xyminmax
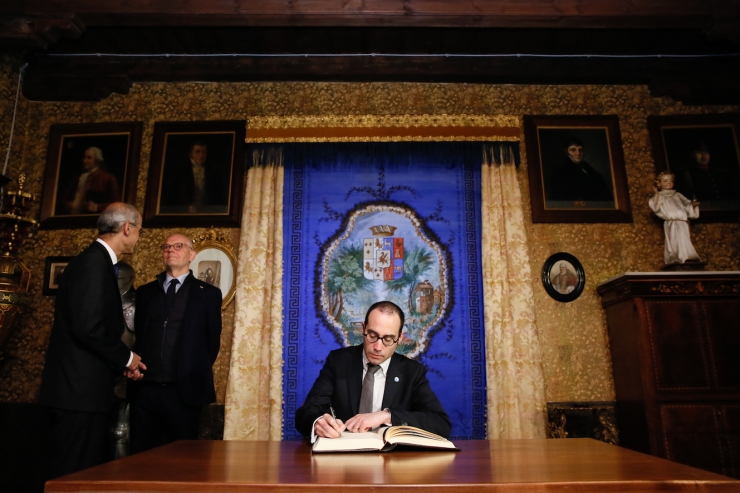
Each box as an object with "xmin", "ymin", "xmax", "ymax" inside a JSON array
[{"xmin": 57, "ymin": 146, "xmax": 121, "ymax": 215}]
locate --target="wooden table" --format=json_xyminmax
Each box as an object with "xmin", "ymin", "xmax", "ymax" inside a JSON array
[{"xmin": 45, "ymin": 439, "xmax": 740, "ymax": 492}]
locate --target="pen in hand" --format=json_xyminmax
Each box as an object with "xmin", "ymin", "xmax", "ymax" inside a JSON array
[{"xmin": 329, "ymin": 406, "xmax": 337, "ymax": 423}]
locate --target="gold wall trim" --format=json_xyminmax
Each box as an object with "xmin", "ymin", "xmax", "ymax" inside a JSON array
[{"xmin": 246, "ymin": 114, "xmax": 520, "ymax": 143}]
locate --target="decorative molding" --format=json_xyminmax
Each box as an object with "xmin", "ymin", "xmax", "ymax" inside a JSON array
[
  {"xmin": 650, "ymin": 281, "xmax": 740, "ymax": 296},
  {"xmin": 245, "ymin": 114, "xmax": 520, "ymax": 143},
  {"xmin": 598, "ymin": 273, "xmax": 740, "ymax": 306}
]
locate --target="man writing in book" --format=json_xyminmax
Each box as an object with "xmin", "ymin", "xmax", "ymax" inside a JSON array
[{"xmin": 295, "ymin": 301, "xmax": 451, "ymax": 440}]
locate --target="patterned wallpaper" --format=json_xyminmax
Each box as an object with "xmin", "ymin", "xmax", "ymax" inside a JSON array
[{"xmin": 0, "ymin": 56, "xmax": 738, "ymax": 405}]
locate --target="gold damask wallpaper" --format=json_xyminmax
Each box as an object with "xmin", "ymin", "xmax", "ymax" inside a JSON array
[{"xmin": 0, "ymin": 55, "xmax": 738, "ymax": 406}]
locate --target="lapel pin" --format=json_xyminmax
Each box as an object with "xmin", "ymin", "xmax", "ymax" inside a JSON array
[{"xmin": 394, "ymin": 377, "xmax": 400, "ymax": 382}]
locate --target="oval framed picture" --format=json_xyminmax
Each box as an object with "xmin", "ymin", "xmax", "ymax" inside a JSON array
[
  {"xmin": 542, "ymin": 252, "xmax": 586, "ymax": 303},
  {"xmin": 193, "ymin": 239, "xmax": 237, "ymax": 309}
]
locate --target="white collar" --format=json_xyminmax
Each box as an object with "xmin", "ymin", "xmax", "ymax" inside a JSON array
[
  {"xmin": 362, "ymin": 350, "xmax": 393, "ymax": 376},
  {"xmin": 95, "ymin": 238, "xmax": 118, "ymax": 264},
  {"xmin": 164, "ymin": 271, "xmax": 191, "ymax": 290}
]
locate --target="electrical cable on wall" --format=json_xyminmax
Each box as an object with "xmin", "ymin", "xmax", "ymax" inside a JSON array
[
  {"xmin": 3, "ymin": 63, "xmax": 27, "ymax": 176},
  {"xmin": 48, "ymin": 52, "xmax": 740, "ymax": 59},
  {"xmin": 1, "ymin": 62, "xmax": 28, "ymax": 210}
]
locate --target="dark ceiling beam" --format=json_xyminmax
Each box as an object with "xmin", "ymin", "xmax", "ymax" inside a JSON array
[
  {"xmin": 22, "ymin": 49, "xmax": 740, "ymax": 104},
  {"xmin": 1, "ymin": 1, "xmax": 738, "ymax": 29},
  {"xmin": 0, "ymin": 15, "xmax": 83, "ymax": 50},
  {"xmin": 3, "ymin": 1, "xmax": 740, "ymax": 103}
]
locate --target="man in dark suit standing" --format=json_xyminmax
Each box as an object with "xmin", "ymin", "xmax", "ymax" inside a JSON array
[
  {"xmin": 39, "ymin": 202, "xmax": 146, "ymax": 478},
  {"xmin": 129, "ymin": 233, "xmax": 222, "ymax": 453},
  {"xmin": 295, "ymin": 301, "xmax": 451, "ymax": 440}
]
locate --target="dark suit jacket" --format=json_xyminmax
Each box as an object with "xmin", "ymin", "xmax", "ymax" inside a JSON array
[
  {"xmin": 39, "ymin": 241, "xmax": 131, "ymax": 413},
  {"xmin": 130, "ymin": 271, "xmax": 222, "ymax": 406},
  {"xmin": 160, "ymin": 159, "xmax": 229, "ymax": 212},
  {"xmin": 295, "ymin": 345, "xmax": 451, "ymax": 438}
]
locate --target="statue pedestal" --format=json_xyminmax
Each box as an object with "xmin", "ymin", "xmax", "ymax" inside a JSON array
[{"xmin": 660, "ymin": 260, "xmax": 707, "ymax": 271}]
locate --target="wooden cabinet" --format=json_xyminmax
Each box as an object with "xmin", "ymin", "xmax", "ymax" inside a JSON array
[{"xmin": 598, "ymin": 272, "xmax": 740, "ymax": 477}]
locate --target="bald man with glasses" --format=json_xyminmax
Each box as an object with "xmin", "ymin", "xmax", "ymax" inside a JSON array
[
  {"xmin": 295, "ymin": 301, "xmax": 451, "ymax": 440},
  {"xmin": 128, "ymin": 233, "xmax": 222, "ymax": 453}
]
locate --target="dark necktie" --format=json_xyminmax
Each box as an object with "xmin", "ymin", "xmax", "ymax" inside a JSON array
[
  {"xmin": 113, "ymin": 263, "xmax": 120, "ymax": 278},
  {"xmin": 359, "ymin": 364, "xmax": 381, "ymax": 414},
  {"xmin": 166, "ymin": 279, "xmax": 180, "ymax": 312}
]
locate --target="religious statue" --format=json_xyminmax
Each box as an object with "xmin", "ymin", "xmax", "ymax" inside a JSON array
[{"xmin": 648, "ymin": 171, "xmax": 701, "ymax": 265}]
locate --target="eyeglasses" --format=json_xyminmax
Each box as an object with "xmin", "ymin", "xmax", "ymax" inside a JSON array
[
  {"xmin": 130, "ymin": 223, "xmax": 145, "ymax": 238},
  {"xmin": 363, "ymin": 329, "xmax": 399, "ymax": 347},
  {"xmin": 160, "ymin": 243, "xmax": 192, "ymax": 252}
]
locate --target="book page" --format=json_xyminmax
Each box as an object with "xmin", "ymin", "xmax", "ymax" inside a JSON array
[
  {"xmin": 313, "ymin": 430, "xmax": 385, "ymax": 453},
  {"xmin": 383, "ymin": 426, "xmax": 458, "ymax": 450}
]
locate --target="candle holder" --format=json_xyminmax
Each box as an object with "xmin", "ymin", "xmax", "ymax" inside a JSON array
[{"xmin": 0, "ymin": 173, "xmax": 38, "ymax": 356}]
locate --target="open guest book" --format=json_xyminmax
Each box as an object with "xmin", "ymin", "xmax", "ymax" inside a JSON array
[{"xmin": 312, "ymin": 425, "xmax": 459, "ymax": 453}]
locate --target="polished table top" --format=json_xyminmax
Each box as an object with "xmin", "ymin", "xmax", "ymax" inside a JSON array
[{"xmin": 45, "ymin": 439, "xmax": 740, "ymax": 492}]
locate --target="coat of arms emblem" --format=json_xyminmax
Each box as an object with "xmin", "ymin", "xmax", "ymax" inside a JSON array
[
  {"xmin": 319, "ymin": 205, "xmax": 449, "ymax": 358},
  {"xmin": 363, "ymin": 226, "xmax": 404, "ymax": 281}
]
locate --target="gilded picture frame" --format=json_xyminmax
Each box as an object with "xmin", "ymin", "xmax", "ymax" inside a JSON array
[
  {"xmin": 524, "ymin": 115, "xmax": 632, "ymax": 223},
  {"xmin": 39, "ymin": 122, "xmax": 142, "ymax": 229},
  {"xmin": 143, "ymin": 120, "xmax": 246, "ymax": 228},
  {"xmin": 647, "ymin": 113, "xmax": 740, "ymax": 223},
  {"xmin": 192, "ymin": 233, "xmax": 237, "ymax": 309}
]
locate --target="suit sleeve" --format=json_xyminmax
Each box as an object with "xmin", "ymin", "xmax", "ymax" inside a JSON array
[
  {"xmin": 389, "ymin": 364, "xmax": 452, "ymax": 438},
  {"xmin": 65, "ymin": 254, "xmax": 130, "ymax": 370},
  {"xmin": 295, "ymin": 351, "xmax": 338, "ymax": 437}
]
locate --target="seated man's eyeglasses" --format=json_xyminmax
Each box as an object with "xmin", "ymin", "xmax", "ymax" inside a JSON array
[
  {"xmin": 363, "ymin": 329, "xmax": 399, "ymax": 347},
  {"xmin": 160, "ymin": 243, "xmax": 192, "ymax": 252}
]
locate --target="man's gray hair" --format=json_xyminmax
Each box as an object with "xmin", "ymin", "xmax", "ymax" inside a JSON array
[
  {"xmin": 86, "ymin": 147, "xmax": 104, "ymax": 164},
  {"xmin": 97, "ymin": 202, "xmax": 140, "ymax": 235}
]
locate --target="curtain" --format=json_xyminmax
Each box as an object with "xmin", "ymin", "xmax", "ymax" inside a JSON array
[
  {"xmin": 279, "ymin": 142, "xmax": 489, "ymax": 439},
  {"xmin": 223, "ymin": 148, "xmax": 284, "ymax": 440},
  {"xmin": 480, "ymin": 144, "xmax": 547, "ymax": 439}
]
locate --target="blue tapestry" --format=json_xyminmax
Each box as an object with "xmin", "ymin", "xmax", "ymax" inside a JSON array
[{"xmin": 271, "ymin": 142, "xmax": 495, "ymax": 440}]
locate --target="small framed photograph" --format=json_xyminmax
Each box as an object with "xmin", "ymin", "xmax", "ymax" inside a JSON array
[
  {"xmin": 542, "ymin": 252, "xmax": 585, "ymax": 303},
  {"xmin": 523, "ymin": 115, "xmax": 632, "ymax": 223},
  {"xmin": 193, "ymin": 237, "xmax": 237, "ymax": 309},
  {"xmin": 40, "ymin": 122, "xmax": 143, "ymax": 229},
  {"xmin": 143, "ymin": 120, "xmax": 246, "ymax": 228},
  {"xmin": 647, "ymin": 113, "xmax": 740, "ymax": 222},
  {"xmin": 43, "ymin": 256, "xmax": 73, "ymax": 295}
]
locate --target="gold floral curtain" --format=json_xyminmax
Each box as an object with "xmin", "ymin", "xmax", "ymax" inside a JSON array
[
  {"xmin": 224, "ymin": 148, "xmax": 284, "ymax": 440},
  {"xmin": 481, "ymin": 144, "xmax": 547, "ymax": 439}
]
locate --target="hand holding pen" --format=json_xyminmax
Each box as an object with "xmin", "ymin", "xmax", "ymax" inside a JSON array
[{"xmin": 315, "ymin": 405, "xmax": 346, "ymax": 439}]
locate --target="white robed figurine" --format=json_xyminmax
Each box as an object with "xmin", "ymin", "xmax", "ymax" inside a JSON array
[{"xmin": 648, "ymin": 171, "xmax": 701, "ymax": 264}]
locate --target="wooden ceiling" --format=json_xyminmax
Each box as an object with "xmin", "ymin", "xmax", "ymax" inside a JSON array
[{"xmin": 1, "ymin": 1, "xmax": 740, "ymax": 104}]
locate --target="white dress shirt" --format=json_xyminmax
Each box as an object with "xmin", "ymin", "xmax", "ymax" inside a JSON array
[{"xmin": 310, "ymin": 351, "xmax": 393, "ymax": 443}]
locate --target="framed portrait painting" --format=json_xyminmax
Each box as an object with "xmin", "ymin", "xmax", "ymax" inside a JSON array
[
  {"xmin": 541, "ymin": 252, "xmax": 585, "ymax": 303},
  {"xmin": 524, "ymin": 115, "xmax": 632, "ymax": 223},
  {"xmin": 193, "ymin": 237, "xmax": 237, "ymax": 309},
  {"xmin": 43, "ymin": 256, "xmax": 73, "ymax": 295},
  {"xmin": 144, "ymin": 120, "xmax": 246, "ymax": 227},
  {"xmin": 647, "ymin": 113, "xmax": 740, "ymax": 222},
  {"xmin": 39, "ymin": 122, "xmax": 142, "ymax": 229}
]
